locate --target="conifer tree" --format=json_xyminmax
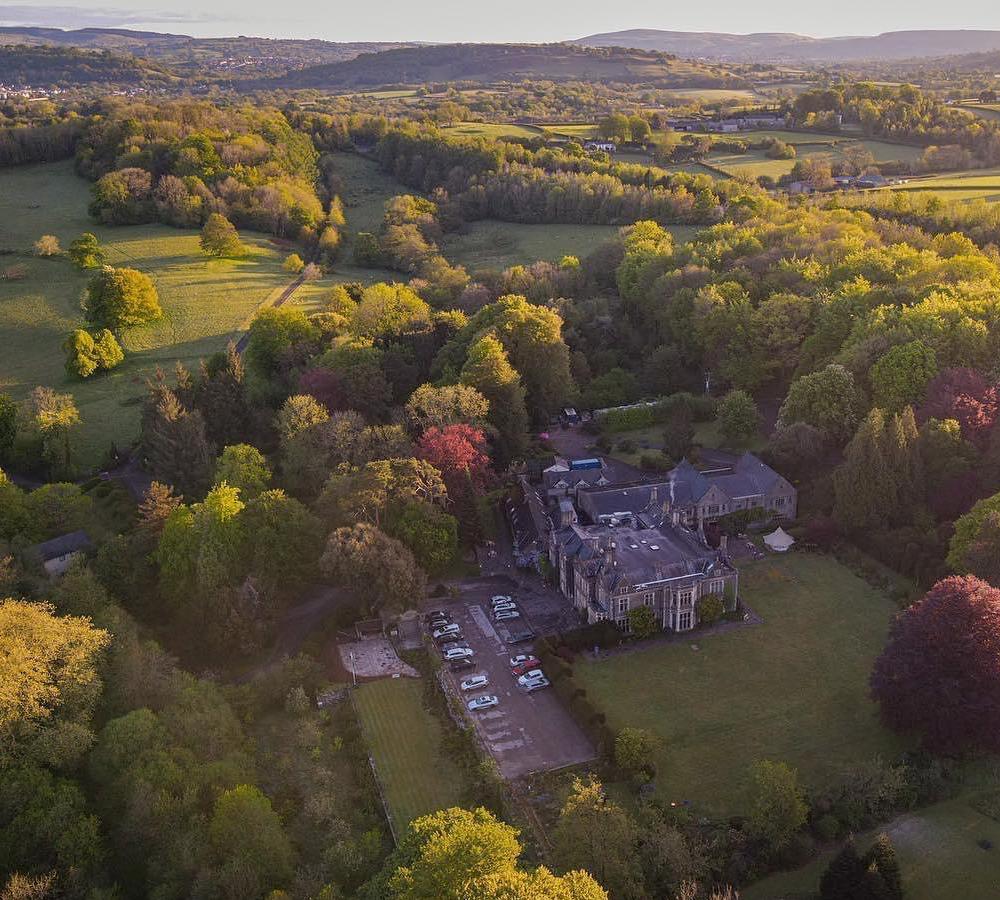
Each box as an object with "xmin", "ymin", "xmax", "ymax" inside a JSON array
[
  {"xmin": 833, "ymin": 409, "xmax": 893, "ymax": 530},
  {"xmin": 866, "ymin": 833, "xmax": 903, "ymax": 900},
  {"xmin": 141, "ymin": 382, "xmax": 214, "ymax": 499},
  {"xmin": 820, "ymin": 839, "xmax": 867, "ymax": 900}
]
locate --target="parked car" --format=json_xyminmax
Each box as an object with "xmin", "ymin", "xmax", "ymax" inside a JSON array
[
  {"xmin": 492, "ymin": 602, "xmax": 517, "ymax": 615},
  {"xmin": 507, "ymin": 627, "xmax": 536, "ymax": 644},
  {"xmin": 449, "ymin": 658, "xmax": 475, "ymax": 672},
  {"xmin": 511, "ymin": 659, "xmax": 542, "ymax": 676},
  {"xmin": 467, "ymin": 694, "xmax": 499, "ymax": 712},
  {"xmin": 509, "ymin": 654, "xmax": 537, "ymax": 668},
  {"xmin": 460, "ymin": 674, "xmax": 489, "ymax": 692},
  {"xmin": 522, "ymin": 676, "xmax": 550, "ymax": 693},
  {"xmin": 517, "ymin": 669, "xmax": 547, "ymax": 686},
  {"xmin": 428, "ymin": 615, "xmax": 451, "ymax": 628},
  {"xmin": 434, "ymin": 631, "xmax": 464, "ymax": 646},
  {"xmin": 432, "ymin": 624, "xmax": 460, "ymax": 640},
  {"xmin": 424, "ymin": 609, "xmax": 450, "ymax": 623},
  {"xmin": 443, "ymin": 646, "xmax": 474, "ymax": 661},
  {"xmin": 494, "ymin": 610, "xmax": 521, "ymax": 622},
  {"xmin": 490, "ymin": 595, "xmax": 512, "ymax": 606},
  {"xmin": 440, "ymin": 640, "xmax": 468, "ymax": 653}
]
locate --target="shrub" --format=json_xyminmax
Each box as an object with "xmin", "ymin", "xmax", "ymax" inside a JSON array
[
  {"xmin": 697, "ymin": 593, "xmax": 725, "ymax": 626},
  {"xmin": 282, "ymin": 253, "xmax": 304, "ymax": 274},
  {"xmin": 813, "ymin": 813, "xmax": 841, "ymax": 841},
  {"xmin": 34, "ymin": 234, "xmax": 61, "ymax": 256}
]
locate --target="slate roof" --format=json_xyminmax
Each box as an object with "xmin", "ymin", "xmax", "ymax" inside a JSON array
[
  {"xmin": 30, "ymin": 530, "xmax": 92, "ymax": 562},
  {"xmin": 668, "ymin": 453, "xmax": 785, "ymax": 505}
]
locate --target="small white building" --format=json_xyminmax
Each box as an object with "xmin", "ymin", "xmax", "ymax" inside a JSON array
[{"xmin": 29, "ymin": 531, "xmax": 93, "ymax": 577}]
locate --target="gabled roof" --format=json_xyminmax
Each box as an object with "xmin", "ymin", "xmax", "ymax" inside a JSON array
[
  {"xmin": 668, "ymin": 453, "xmax": 787, "ymax": 506},
  {"xmin": 30, "ymin": 530, "xmax": 92, "ymax": 562}
]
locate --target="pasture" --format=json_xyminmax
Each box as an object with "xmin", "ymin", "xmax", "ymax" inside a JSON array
[
  {"xmin": 0, "ymin": 161, "xmax": 292, "ymax": 467},
  {"xmin": 575, "ymin": 553, "xmax": 906, "ymax": 817},
  {"xmin": 352, "ymin": 678, "xmax": 464, "ymax": 830},
  {"xmin": 442, "ymin": 122, "xmax": 544, "ymax": 140},
  {"xmin": 887, "ymin": 167, "xmax": 1000, "ymax": 202},
  {"xmin": 743, "ymin": 790, "xmax": 1000, "ymax": 900}
]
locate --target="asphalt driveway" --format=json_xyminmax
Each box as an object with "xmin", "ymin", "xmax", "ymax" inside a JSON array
[{"xmin": 437, "ymin": 580, "xmax": 594, "ymax": 779}]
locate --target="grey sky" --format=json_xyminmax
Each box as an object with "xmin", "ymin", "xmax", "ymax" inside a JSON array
[{"xmin": 3, "ymin": 0, "xmax": 1000, "ymax": 42}]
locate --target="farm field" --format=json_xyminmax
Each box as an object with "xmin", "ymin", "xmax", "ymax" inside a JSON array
[
  {"xmin": 575, "ymin": 553, "xmax": 906, "ymax": 817},
  {"xmin": 442, "ymin": 122, "xmax": 543, "ymax": 140},
  {"xmin": 743, "ymin": 790, "xmax": 1000, "ymax": 900},
  {"xmin": 665, "ymin": 88, "xmax": 761, "ymax": 102},
  {"xmin": 353, "ymin": 678, "xmax": 464, "ymax": 830},
  {"xmin": 0, "ymin": 161, "xmax": 292, "ymax": 467},
  {"xmin": 957, "ymin": 103, "xmax": 1000, "ymax": 121},
  {"xmin": 539, "ymin": 122, "xmax": 598, "ymax": 140},
  {"xmin": 887, "ymin": 167, "xmax": 1000, "ymax": 202}
]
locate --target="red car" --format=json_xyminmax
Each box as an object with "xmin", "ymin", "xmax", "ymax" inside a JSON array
[{"xmin": 511, "ymin": 659, "xmax": 542, "ymax": 677}]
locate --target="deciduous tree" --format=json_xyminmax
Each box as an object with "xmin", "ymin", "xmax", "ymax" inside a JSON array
[{"xmin": 84, "ymin": 266, "xmax": 161, "ymax": 331}]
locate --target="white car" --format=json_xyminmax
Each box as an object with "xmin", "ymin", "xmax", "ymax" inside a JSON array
[
  {"xmin": 492, "ymin": 601, "xmax": 517, "ymax": 614},
  {"xmin": 509, "ymin": 654, "xmax": 537, "ymax": 668},
  {"xmin": 432, "ymin": 624, "xmax": 460, "ymax": 640},
  {"xmin": 522, "ymin": 676, "xmax": 550, "ymax": 693},
  {"xmin": 517, "ymin": 669, "xmax": 546, "ymax": 686},
  {"xmin": 443, "ymin": 646, "xmax": 474, "ymax": 661},
  {"xmin": 467, "ymin": 694, "xmax": 499, "ymax": 712},
  {"xmin": 460, "ymin": 674, "xmax": 489, "ymax": 692},
  {"xmin": 494, "ymin": 610, "xmax": 520, "ymax": 622},
  {"xmin": 490, "ymin": 595, "xmax": 513, "ymax": 606}
]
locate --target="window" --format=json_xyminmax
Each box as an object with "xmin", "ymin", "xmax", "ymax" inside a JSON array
[
  {"xmin": 618, "ymin": 597, "xmax": 629, "ymax": 615},
  {"xmin": 678, "ymin": 611, "xmax": 693, "ymax": 631},
  {"xmin": 642, "ymin": 591, "xmax": 655, "ymax": 607},
  {"xmin": 707, "ymin": 504, "xmax": 720, "ymax": 515},
  {"xmin": 708, "ymin": 579, "xmax": 723, "ymax": 595},
  {"xmin": 618, "ymin": 616, "xmax": 632, "ymax": 634},
  {"xmin": 775, "ymin": 497, "xmax": 786, "ymax": 507},
  {"xmin": 678, "ymin": 590, "xmax": 693, "ymax": 607}
]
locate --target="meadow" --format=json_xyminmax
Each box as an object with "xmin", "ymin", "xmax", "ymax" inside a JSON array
[
  {"xmin": 0, "ymin": 161, "xmax": 293, "ymax": 468},
  {"xmin": 576, "ymin": 553, "xmax": 906, "ymax": 817},
  {"xmin": 352, "ymin": 678, "xmax": 465, "ymax": 830},
  {"xmin": 887, "ymin": 167, "xmax": 1000, "ymax": 202},
  {"xmin": 743, "ymin": 788, "xmax": 1000, "ymax": 900}
]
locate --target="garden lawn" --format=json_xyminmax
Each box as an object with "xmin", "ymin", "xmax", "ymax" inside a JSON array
[
  {"xmin": 576, "ymin": 553, "xmax": 906, "ymax": 817},
  {"xmin": 742, "ymin": 792, "xmax": 1000, "ymax": 900},
  {"xmin": 0, "ymin": 160, "xmax": 293, "ymax": 468},
  {"xmin": 353, "ymin": 678, "xmax": 464, "ymax": 830}
]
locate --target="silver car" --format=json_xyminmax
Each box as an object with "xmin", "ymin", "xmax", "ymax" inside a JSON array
[
  {"xmin": 432, "ymin": 624, "xmax": 460, "ymax": 640},
  {"xmin": 517, "ymin": 669, "xmax": 546, "ymax": 686},
  {"xmin": 460, "ymin": 674, "xmax": 489, "ymax": 692},
  {"xmin": 522, "ymin": 676, "xmax": 550, "ymax": 693},
  {"xmin": 443, "ymin": 646, "xmax": 474, "ymax": 661},
  {"xmin": 467, "ymin": 694, "xmax": 499, "ymax": 712},
  {"xmin": 494, "ymin": 610, "xmax": 521, "ymax": 622}
]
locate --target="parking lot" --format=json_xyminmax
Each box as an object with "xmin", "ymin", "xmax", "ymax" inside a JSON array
[{"xmin": 432, "ymin": 577, "xmax": 594, "ymax": 779}]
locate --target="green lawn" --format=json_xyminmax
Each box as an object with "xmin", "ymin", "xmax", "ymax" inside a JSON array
[
  {"xmin": 743, "ymin": 791, "xmax": 1000, "ymax": 900},
  {"xmin": 576, "ymin": 553, "xmax": 906, "ymax": 817},
  {"xmin": 353, "ymin": 678, "xmax": 464, "ymax": 830},
  {"xmin": 443, "ymin": 122, "xmax": 545, "ymax": 140},
  {"xmin": 606, "ymin": 416, "xmax": 766, "ymax": 467},
  {"xmin": 0, "ymin": 161, "xmax": 293, "ymax": 467}
]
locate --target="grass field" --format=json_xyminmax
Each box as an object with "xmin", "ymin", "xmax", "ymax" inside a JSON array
[
  {"xmin": 666, "ymin": 88, "xmax": 761, "ymax": 102},
  {"xmin": 576, "ymin": 553, "xmax": 906, "ymax": 817},
  {"xmin": 606, "ymin": 416, "xmax": 766, "ymax": 467},
  {"xmin": 744, "ymin": 790, "xmax": 1000, "ymax": 900},
  {"xmin": 443, "ymin": 122, "xmax": 544, "ymax": 140},
  {"xmin": 957, "ymin": 103, "xmax": 1000, "ymax": 121},
  {"xmin": 887, "ymin": 167, "xmax": 1000, "ymax": 202},
  {"xmin": 353, "ymin": 678, "xmax": 465, "ymax": 829},
  {"xmin": 0, "ymin": 161, "xmax": 294, "ymax": 467}
]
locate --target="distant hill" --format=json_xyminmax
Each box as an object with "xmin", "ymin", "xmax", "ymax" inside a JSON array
[
  {"xmin": 0, "ymin": 44, "xmax": 178, "ymax": 88},
  {"xmin": 267, "ymin": 43, "xmax": 745, "ymax": 89},
  {"xmin": 0, "ymin": 26, "xmax": 418, "ymax": 78},
  {"xmin": 573, "ymin": 29, "xmax": 1000, "ymax": 62}
]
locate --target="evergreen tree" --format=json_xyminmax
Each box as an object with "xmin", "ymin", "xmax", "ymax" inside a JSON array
[
  {"xmin": 820, "ymin": 839, "xmax": 867, "ymax": 900},
  {"xmin": 460, "ymin": 334, "xmax": 528, "ymax": 467},
  {"xmin": 141, "ymin": 380, "xmax": 214, "ymax": 499},
  {"xmin": 833, "ymin": 409, "xmax": 894, "ymax": 530},
  {"xmin": 883, "ymin": 407, "xmax": 924, "ymax": 525},
  {"xmin": 866, "ymin": 833, "xmax": 903, "ymax": 900}
]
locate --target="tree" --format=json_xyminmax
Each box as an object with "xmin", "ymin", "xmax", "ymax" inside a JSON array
[
  {"xmin": 383, "ymin": 806, "xmax": 606, "ymax": 900},
  {"xmin": 67, "ymin": 232, "xmax": 104, "ymax": 269},
  {"xmin": 141, "ymin": 382, "xmax": 214, "ymax": 498},
  {"xmin": 697, "ymin": 593, "xmax": 724, "ymax": 626},
  {"xmin": 214, "ymin": 444, "xmax": 271, "ymax": 499},
  {"xmin": 460, "ymin": 334, "xmax": 528, "ymax": 466},
  {"xmin": 283, "ymin": 253, "xmax": 304, "ymax": 274},
  {"xmin": 947, "ymin": 491, "xmax": 1000, "ymax": 574},
  {"xmin": 917, "ymin": 367, "xmax": 999, "ymax": 448},
  {"xmin": 0, "ymin": 599, "xmax": 110, "ymax": 767},
  {"xmin": 206, "ymin": 785, "xmax": 294, "ymax": 898},
  {"xmin": 614, "ymin": 727, "xmax": 661, "ymax": 780},
  {"xmin": 384, "ymin": 500, "xmax": 458, "ymax": 574},
  {"xmin": 27, "ymin": 387, "xmax": 80, "ymax": 478},
  {"xmin": 867, "ymin": 833, "xmax": 903, "ymax": 900},
  {"xmin": 416, "ymin": 425, "xmax": 492, "ymax": 492},
  {"xmin": 137, "ymin": 480, "xmax": 182, "ymax": 539},
  {"xmin": 552, "ymin": 777, "xmax": 641, "ymax": 900},
  {"xmin": 663, "ymin": 401, "xmax": 695, "ymax": 461},
  {"xmin": 717, "ymin": 389, "xmax": 758, "ymax": 447},
  {"xmin": 320, "ymin": 522, "xmax": 426, "ymax": 614},
  {"xmin": 33, "ymin": 235, "xmax": 60, "ymax": 257},
  {"xmin": 870, "ymin": 575, "xmax": 1000, "ymax": 752},
  {"xmin": 199, "ymin": 212, "xmax": 244, "ymax": 257},
  {"xmin": 870, "ymin": 340, "xmax": 937, "ymax": 412},
  {"xmin": 627, "ymin": 604, "xmax": 658, "ymax": 639},
  {"xmin": 240, "ymin": 489, "xmax": 324, "ymax": 598},
  {"xmin": 745, "ymin": 759, "xmax": 807, "ymax": 849},
  {"xmin": 84, "ymin": 266, "xmax": 161, "ymax": 331},
  {"xmin": 245, "ymin": 307, "xmax": 318, "ymax": 381},
  {"xmin": 277, "ymin": 393, "xmax": 330, "ymax": 443},
  {"xmin": 405, "ymin": 383, "xmax": 489, "ymax": 432},
  {"xmin": 819, "ymin": 839, "xmax": 867, "ymax": 900},
  {"xmin": 778, "ymin": 364, "xmax": 862, "ymax": 443},
  {"xmin": 0, "ymin": 393, "xmax": 17, "ymax": 463},
  {"xmin": 63, "ymin": 329, "xmax": 124, "ymax": 378},
  {"xmin": 349, "ymin": 282, "xmax": 431, "ymax": 339}
]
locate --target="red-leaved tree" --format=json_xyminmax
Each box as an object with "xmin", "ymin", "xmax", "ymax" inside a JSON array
[
  {"xmin": 917, "ymin": 368, "xmax": 999, "ymax": 448},
  {"xmin": 870, "ymin": 575, "xmax": 1000, "ymax": 752},
  {"xmin": 416, "ymin": 425, "xmax": 492, "ymax": 491}
]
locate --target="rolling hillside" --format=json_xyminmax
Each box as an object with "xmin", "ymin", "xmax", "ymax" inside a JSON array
[
  {"xmin": 267, "ymin": 43, "xmax": 746, "ymax": 89},
  {"xmin": 574, "ymin": 29, "xmax": 1000, "ymax": 62}
]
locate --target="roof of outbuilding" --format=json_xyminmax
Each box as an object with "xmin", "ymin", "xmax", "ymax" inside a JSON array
[{"xmin": 30, "ymin": 530, "xmax": 92, "ymax": 562}]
